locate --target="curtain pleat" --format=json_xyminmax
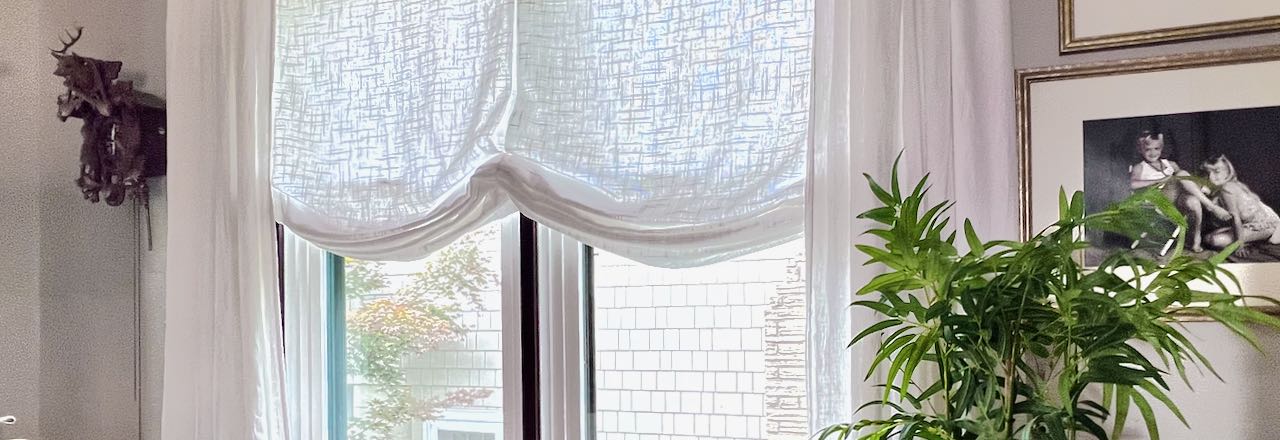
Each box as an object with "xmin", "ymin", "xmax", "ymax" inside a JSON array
[
  {"xmin": 162, "ymin": 0, "xmax": 290, "ymax": 437},
  {"xmin": 272, "ymin": 0, "xmax": 813, "ymax": 268},
  {"xmin": 807, "ymin": 0, "xmax": 1016, "ymax": 430},
  {"xmin": 806, "ymin": 0, "xmax": 856, "ymax": 429}
]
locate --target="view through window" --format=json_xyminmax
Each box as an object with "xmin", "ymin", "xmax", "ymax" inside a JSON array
[
  {"xmin": 343, "ymin": 224, "xmax": 505, "ymax": 440},
  {"xmin": 334, "ymin": 223, "xmax": 807, "ymax": 440},
  {"xmin": 591, "ymin": 239, "xmax": 808, "ymax": 440}
]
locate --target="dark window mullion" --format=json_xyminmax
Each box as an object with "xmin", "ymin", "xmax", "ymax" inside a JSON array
[
  {"xmin": 519, "ymin": 215, "xmax": 541, "ymax": 440},
  {"xmin": 277, "ymin": 224, "xmax": 286, "ymax": 336},
  {"xmin": 581, "ymin": 245, "xmax": 597, "ymax": 439}
]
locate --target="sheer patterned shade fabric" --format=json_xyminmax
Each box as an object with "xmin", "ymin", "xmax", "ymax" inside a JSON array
[{"xmin": 272, "ymin": 0, "xmax": 813, "ymax": 267}]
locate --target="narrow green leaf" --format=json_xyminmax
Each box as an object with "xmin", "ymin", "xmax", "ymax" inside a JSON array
[
  {"xmin": 867, "ymin": 335, "xmax": 915, "ymax": 381},
  {"xmin": 1208, "ymin": 241, "xmax": 1241, "ymax": 265},
  {"xmin": 883, "ymin": 339, "xmax": 917, "ymax": 402},
  {"xmin": 1138, "ymin": 381, "xmax": 1188, "ymax": 428},
  {"xmin": 890, "ymin": 152, "xmax": 903, "ymax": 200},
  {"xmin": 816, "ymin": 424, "xmax": 853, "ymax": 440},
  {"xmin": 856, "ymin": 271, "xmax": 912, "ymax": 295},
  {"xmin": 864, "ymin": 173, "xmax": 896, "ymax": 206},
  {"xmin": 1112, "ymin": 385, "xmax": 1131, "ymax": 440},
  {"xmin": 1074, "ymin": 409, "xmax": 1110, "ymax": 440},
  {"xmin": 850, "ymin": 319, "xmax": 903, "ymax": 348},
  {"xmin": 855, "ymin": 245, "xmax": 902, "ymax": 268},
  {"xmin": 898, "ymin": 330, "xmax": 934, "ymax": 403},
  {"xmin": 864, "ymin": 228, "xmax": 895, "ymax": 242},
  {"xmin": 1167, "ymin": 330, "xmax": 1221, "ymax": 381},
  {"xmin": 1131, "ymin": 389, "xmax": 1161, "ymax": 440},
  {"xmin": 859, "ymin": 206, "xmax": 898, "ymax": 225},
  {"xmin": 1070, "ymin": 190, "xmax": 1086, "ymax": 218},
  {"xmin": 1059, "ymin": 189, "xmax": 1070, "ymax": 221},
  {"xmin": 1101, "ymin": 383, "xmax": 1114, "ymax": 409},
  {"xmin": 850, "ymin": 300, "xmax": 893, "ymax": 315},
  {"xmin": 964, "ymin": 219, "xmax": 983, "ymax": 257}
]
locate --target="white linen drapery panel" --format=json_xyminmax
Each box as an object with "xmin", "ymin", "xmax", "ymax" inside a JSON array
[
  {"xmin": 807, "ymin": 0, "xmax": 1016, "ymax": 430},
  {"xmin": 272, "ymin": 0, "xmax": 812, "ymax": 267},
  {"xmin": 163, "ymin": 0, "xmax": 290, "ymax": 437}
]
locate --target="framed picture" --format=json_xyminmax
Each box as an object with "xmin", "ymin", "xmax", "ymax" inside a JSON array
[
  {"xmin": 1060, "ymin": 0, "xmax": 1280, "ymax": 53},
  {"xmin": 1017, "ymin": 45, "xmax": 1280, "ymax": 311}
]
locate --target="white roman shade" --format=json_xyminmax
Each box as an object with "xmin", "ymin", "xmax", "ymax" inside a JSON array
[{"xmin": 272, "ymin": 0, "xmax": 813, "ymax": 267}]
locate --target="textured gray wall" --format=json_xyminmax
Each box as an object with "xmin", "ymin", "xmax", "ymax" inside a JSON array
[
  {"xmin": 0, "ymin": 1, "xmax": 49, "ymax": 437},
  {"xmin": 1011, "ymin": 0, "xmax": 1280, "ymax": 69},
  {"xmin": 1012, "ymin": 2, "xmax": 1280, "ymax": 439},
  {"xmin": 36, "ymin": 0, "xmax": 166, "ymax": 436},
  {"xmin": 0, "ymin": 0, "xmax": 165, "ymax": 438},
  {"xmin": 140, "ymin": 180, "xmax": 165, "ymax": 440}
]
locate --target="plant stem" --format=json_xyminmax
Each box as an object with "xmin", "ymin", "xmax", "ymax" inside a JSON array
[
  {"xmin": 1004, "ymin": 281, "xmax": 1035, "ymax": 438},
  {"xmin": 937, "ymin": 340, "xmax": 952, "ymax": 422},
  {"xmin": 1066, "ymin": 344, "xmax": 1078, "ymax": 440},
  {"xmin": 1002, "ymin": 339, "xmax": 1018, "ymax": 438}
]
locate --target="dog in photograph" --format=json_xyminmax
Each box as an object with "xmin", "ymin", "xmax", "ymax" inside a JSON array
[{"xmin": 1196, "ymin": 155, "xmax": 1280, "ymax": 262}]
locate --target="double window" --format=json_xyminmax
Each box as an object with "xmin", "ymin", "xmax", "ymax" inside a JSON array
[{"xmin": 298, "ymin": 216, "xmax": 808, "ymax": 440}]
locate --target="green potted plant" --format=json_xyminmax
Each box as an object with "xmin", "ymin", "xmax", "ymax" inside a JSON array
[{"xmin": 820, "ymin": 160, "xmax": 1280, "ymax": 440}]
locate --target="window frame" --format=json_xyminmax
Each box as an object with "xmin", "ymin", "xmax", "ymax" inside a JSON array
[
  {"xmin": 325, "ymin": 252, "xmax": 348, "ymax": 439},
  {"xmin": 314, "ymin": 217, "xmax": 807, "ymax": 440}
]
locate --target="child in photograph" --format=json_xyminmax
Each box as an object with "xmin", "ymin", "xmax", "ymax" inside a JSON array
[
  {"xmin": 1127, "ymin": 131, "xmax": 1229, "ymax": 252},
  {"xmin": 1201, "ymin": 155, "xmax": 1280, "ymax": 250}
]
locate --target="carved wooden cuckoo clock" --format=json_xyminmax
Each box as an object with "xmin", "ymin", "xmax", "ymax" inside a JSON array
[{"xmin": 52, "ymin": 27, "xmax": 166, "ymax": 208}]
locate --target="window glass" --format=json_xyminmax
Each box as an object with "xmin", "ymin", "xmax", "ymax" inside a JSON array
[
  {"xmin": 591, "ymin": 239, "xmax": 808, "ymax": 440},
  {"xmin": 344, "ymin": 224, "xmax": 505, "ymax": 440}
]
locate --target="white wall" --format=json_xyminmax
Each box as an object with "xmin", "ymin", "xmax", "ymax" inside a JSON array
[
  {"xmin": 0, "ymin": 0, "xmax": 165, "ymax": 438},
  {"xmin": 1011, "ymin": 3, "xmax": 1280, "ymax": 439},
  {"xmin": 0, "ymin": 1, "xmax": 49, "ymax": 437},
  {"xmin": 140, "ymin": 180, "xmax": 165, "ymax": 440}
]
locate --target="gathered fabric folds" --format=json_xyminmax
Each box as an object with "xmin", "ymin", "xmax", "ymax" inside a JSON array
[
  {"xmin": 272, "ymin": 0, "xmax": 813, "ymax": 267},
  {"xmin": 806, "ymin": 0, "xmax": 1017, "ymax": 430},
  {"xmin": 163, "ymin": 0, "xmax": 289, "ymax": 437}
]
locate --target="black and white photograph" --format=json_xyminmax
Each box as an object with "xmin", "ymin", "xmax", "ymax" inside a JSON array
[{"xmin": 1082, "ymin": 105, "xmax": 1280, "ymax": 266}]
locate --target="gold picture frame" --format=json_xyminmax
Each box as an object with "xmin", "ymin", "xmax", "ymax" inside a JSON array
[
  {"xmin": 1017, "ymin": 45, "xmax": 1280, "ymax": 315},
  {"xmin": 1060, "ymin": 0, "xmax": 1280, "ymax": 53}
]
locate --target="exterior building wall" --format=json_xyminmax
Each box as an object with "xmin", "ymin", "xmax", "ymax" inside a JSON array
[{"xmin": 592, "ymin": 240, "xmax": 807, "ymax": 440}]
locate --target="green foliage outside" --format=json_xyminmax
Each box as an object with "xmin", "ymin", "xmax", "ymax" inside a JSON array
[
  {"xmin": 345, "ymin": 231, "xmax": 498, "ymax": 440},
  {"xmin": 820, "ymin": 160, "xmax": 1280, "ymax": 440}
]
